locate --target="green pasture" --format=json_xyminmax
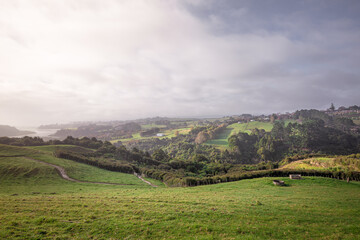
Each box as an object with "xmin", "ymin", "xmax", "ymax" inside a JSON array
[
  {"xmin": 140, "ymin": 124, "xmax": 167, "ymax": 130},
  {"xmin": 206, "ymin": 121, "xmax": 274, "ymax": 149},
  {"xmin": 281, "ymin": 157, "xmax": 360, "ymax": 172},
  {"xmin": 111, "ymin": 127, "xmax": 191, "ymax": 144},
  {"xmin": 0, "ymin": 144, "xmax": 153, "ymax": 187},
  {"xmin": 1, "ymin": 174, "xmax": 359, "ymax": 239}
]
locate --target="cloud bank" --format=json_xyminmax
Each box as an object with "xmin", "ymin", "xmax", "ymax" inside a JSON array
[{"xmin": 0, "ymin": 0, "xmax": 359, "ymax": 126}]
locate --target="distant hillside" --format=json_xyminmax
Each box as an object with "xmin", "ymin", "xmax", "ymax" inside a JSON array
[
  {"xmin": 0, "ymin": 125, "xmax": 35, "ymax": 137},
  {"xmin": 281, "ymin": 155, "xmax": 360, "ymax": 172}
]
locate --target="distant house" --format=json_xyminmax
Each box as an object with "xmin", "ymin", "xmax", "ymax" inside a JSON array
[{"xmin": 156, "ymin": 133, "xmax": 165, "ymax": 137}]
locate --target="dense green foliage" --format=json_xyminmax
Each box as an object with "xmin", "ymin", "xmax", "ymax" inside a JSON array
[{"xmin": 228, "ymin": 118, "xmax": 359, "ymax": 164}]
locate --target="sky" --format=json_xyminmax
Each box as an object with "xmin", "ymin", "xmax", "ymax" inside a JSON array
[{"xmin": 0, "ymin": 0, "xmax": 359, "ymax": 126}]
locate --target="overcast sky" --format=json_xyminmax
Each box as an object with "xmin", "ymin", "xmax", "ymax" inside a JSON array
[{"xmin": 1, "ymin": 0, "xmax": 359, "ymax": 126}]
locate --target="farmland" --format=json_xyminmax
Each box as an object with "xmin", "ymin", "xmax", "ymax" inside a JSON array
[
  {"xmin": 281, "ymin": 156, "xmax": 360, "ymax": 172},
  {"xmin": 111, "ymin": 127, "xmax": 192, "ymax": 144},
  {"xmin": 205, "ymin": 121, "xmax": 274, "ymax": 149}
]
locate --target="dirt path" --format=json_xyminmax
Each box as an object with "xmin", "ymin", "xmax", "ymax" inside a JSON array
[
  {"xmin": 26, "ymin": 157, "xmax": 133, "ymax": 186},
  {"xmin": 134, "ymin": 173, "xmax": 158, "ymax": 187}
]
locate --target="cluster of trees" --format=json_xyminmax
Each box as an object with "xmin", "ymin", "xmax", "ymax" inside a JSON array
[
  {"xmin": 293, "ymin": 109, "xmax": 358, "ymax": 133},
  {"xmin": 0, "ymin": 135, "xmax": 105, "ymax": 149},
  {"xmin": 228, "ymin": 119, "xmax": 359, "ymax": 164},
  {"xmin": 194, "ymin": 124, "xmax": 228, "ymax": 144},
  {"xmin": 0, "ymin": 136, "xmax": 46, "ymax": 146}
]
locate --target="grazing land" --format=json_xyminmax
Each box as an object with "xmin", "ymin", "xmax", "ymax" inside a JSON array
[
  {"xmin": 111, "ymin": 127, "xmax": 192, "ymax": 144},
  {"xmin": 0, "ymin": 144, "xmax": 360, "ymax": 239},
  {"xmin": 0, "ymin": 144, "xmax": 158, "ymax": 186},
  {"xmin": 205, "ymin": 121, "xmax": 274, "ymax": 149},
  {"xmin": 281, "ymin": 156, "xmax": 360, "ymax": 172}
]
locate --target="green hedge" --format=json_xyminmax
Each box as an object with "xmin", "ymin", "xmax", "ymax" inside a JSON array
[
  {"xmin": 54, "ymin": 150, "xmax": 138, "ymax": 174},
  {"xmin": 141, "ymin": 167, "xmax": 360, "ymax": 187}
]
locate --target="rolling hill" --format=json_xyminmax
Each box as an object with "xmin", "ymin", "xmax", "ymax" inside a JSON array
[
  {"xmin": 281, "ymin": 155, "xmax": 360, "ymax": 172},
  {"xmin": 0, "ymin": 125, "xmax": 35, "ymax": 137}
]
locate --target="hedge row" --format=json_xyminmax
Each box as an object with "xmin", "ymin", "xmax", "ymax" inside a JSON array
[
  {"xmin": 181, "ymin": 169, "xmax": 360, "ymax": 187},
  {"xmin": 54, "ymin": 150, "xmax": 138, "ymax": 174},
  {"xmin": 141, "ymin": 167, "xmax": 360, "ymax": 187}
]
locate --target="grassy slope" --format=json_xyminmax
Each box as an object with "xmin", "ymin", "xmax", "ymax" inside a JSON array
[
  {"xmin": 110, "ymin": 127, "xmax": 191, "ymax": 143},
  {"xmin": 0, "ymin": 175, "xmax": 359, "ymax": 239},
  {"xmin": 281, "ymin": 157, "xmax": 360, "ymax": 172},
  {"xmin": 206, "ymin": 121, "xmax": 274, "ymax": 149},
  {"xmin": 0, "ymin": 144, "xmax": 152, "ymax": 187}
]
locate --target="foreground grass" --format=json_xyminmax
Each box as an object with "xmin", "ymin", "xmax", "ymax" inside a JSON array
[
  {"xmin": 1, "ymin": 176, "xmax": 359, "ymax": 239},
  {"xmin": 1, "ymin": 144, "xmax": 360, "ymax": 239}
]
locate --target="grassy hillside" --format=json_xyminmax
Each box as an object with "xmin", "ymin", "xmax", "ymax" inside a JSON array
[
  {"xmin": 0, "ymin": 144, "xmax": 157, "ymax": 187},
  {"xmin": 281, "ymin": 156, "xmax": 360, "ymax": 172},
  {"xmin": 111, "ymin": 127, "xmax": 191, "ymax": 144}
]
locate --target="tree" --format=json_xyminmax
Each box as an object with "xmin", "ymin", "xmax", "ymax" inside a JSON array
[
  {"xmin": 330, "ymin": 103, "xmax": 335, "ymax": 111},
  {"xmin": 195, "ymin": 131, "xmax": 209, "ymax": 144},
  {"xmin": 152, "ymin": 149, "xmax": 169, "ymax": 162},
  {"xmin": 270, "ymin": 114, "xmax": 277, "ymax": 123}
]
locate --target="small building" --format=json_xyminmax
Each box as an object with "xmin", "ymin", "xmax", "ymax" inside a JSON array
[
  {"xmin": 156, "ymin": 133, "xmax": 165, "ymax": 137},
  {"xmin": 289, "ymin": 174, "xmax": 302, "ymax": 179}
]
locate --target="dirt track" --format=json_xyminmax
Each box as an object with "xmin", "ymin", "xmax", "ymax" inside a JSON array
[
  {"xmin": 134, "ymin": 173, "xmax": 158, "ymax": 187},
  {"xmin": 26, "ymin": 157, "xmax": 157, "ymax": 187}
]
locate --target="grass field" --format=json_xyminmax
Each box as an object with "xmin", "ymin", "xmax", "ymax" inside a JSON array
[
  {"xmin": 281, "ymin": 157, "xmax": 360, "ymax": 172},
  {"xmin": 110, "ymin": 127, "xmax": 191, "ymax": 144},
  {"xmin": 0, "ymin": 144, "xmax": 157, "ymax": 187},
  {"xmin": 140, "ymin": 124, "xmax": 167, "ymax": 130},
  {"xmin": 205, "ymin": 121, "xmax": 274, "ymax": 149},
  {"xmin": 1, "ymin": 144, "xmax": 360, "ymax": 239}
]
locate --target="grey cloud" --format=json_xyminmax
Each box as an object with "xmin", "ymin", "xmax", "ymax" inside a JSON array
[{"xmin": 0, "ymin": 0, "xmax": 359, "ymax": 126}]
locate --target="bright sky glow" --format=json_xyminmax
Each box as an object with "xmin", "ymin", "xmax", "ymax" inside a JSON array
[{"xmin": 0, "ymin": 0, "xmax": 359, "ymax": 126}]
